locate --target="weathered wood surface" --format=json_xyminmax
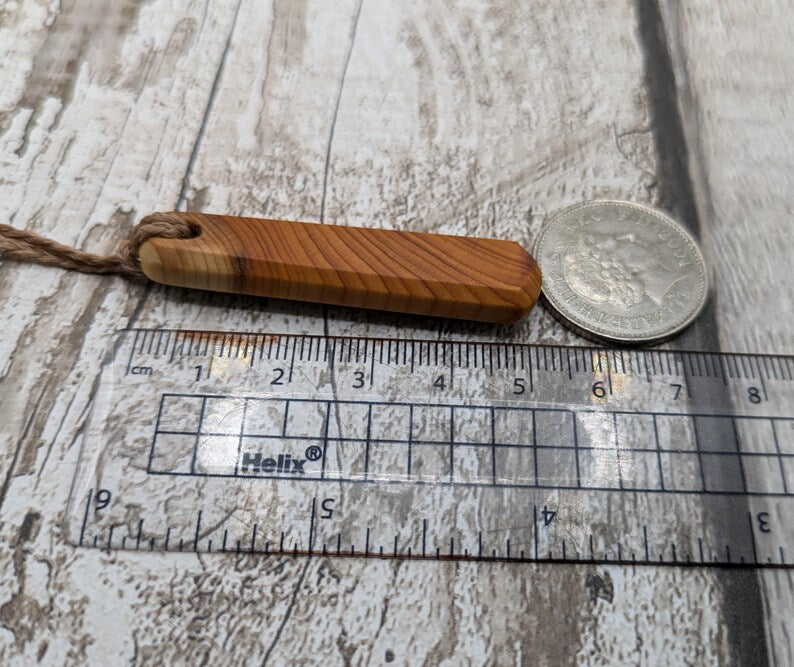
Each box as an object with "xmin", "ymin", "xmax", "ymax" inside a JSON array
[
  {"xmin": 0, "ymin": 0, "xmax": 790, "ymax": 664},
  {"xmin": 138, "ymin": 212, "xmax": 542, "ymax": 323},
  {"xmin": 660, "ymin": 2, "xmax": 794, "ymax": 665}
]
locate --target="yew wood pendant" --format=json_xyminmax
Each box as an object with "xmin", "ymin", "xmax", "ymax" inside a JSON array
[{"xmin": 138, "ymin": 212, "xmax": 542, "ymax": 323}]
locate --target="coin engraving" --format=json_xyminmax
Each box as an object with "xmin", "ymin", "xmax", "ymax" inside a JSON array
[{"xmin": 535, "ymin": 201, "xmax": 708, "ymax": 343}]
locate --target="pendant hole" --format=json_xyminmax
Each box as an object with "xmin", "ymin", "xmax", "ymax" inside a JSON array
[{"xmin": 185, "ymin": 221, "xmax": 202, "ymax": 239}]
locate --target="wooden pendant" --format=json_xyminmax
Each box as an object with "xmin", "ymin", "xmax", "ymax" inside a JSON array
[{"xmin": 138, "ymin": 212, "xmax": 542, "ymax": 323}]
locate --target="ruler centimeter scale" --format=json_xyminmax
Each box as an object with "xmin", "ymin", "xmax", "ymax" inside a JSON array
[{"xmin": 67, "ymin": 329, "xmax": 794, "ymax": 568}]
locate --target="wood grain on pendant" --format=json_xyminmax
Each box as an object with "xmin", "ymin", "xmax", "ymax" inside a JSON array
[{"xmin": 138, "ymin": 212, "xmax": 542, "ymax": 323}]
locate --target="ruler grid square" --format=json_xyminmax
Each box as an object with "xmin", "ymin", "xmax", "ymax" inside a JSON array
[{"xmin": 147, "ymin": 393, "xmax": 794, "ymax": 496}]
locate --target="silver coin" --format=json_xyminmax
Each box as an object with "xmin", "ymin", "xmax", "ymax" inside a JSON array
[{"xmin": 534, "ymin": 200, "xmax": 708, "ymax": 344}]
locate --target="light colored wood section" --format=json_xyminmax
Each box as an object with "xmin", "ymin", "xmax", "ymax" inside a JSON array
[
  {"xmin": 661, "ymin": 1, "xmax": 794, "ymax": 663},
  {"xmin": 139, "ymin": 212, "xmax": 541, "ymax": 323},
  {"xmin": 662, "ymin": 0, "xmax": 794, "ymax": 355}
]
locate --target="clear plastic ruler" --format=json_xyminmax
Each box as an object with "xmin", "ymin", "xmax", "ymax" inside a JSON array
[{"xmin": 67, "ymin": 329, "xmax": 794, "ymax": 567}]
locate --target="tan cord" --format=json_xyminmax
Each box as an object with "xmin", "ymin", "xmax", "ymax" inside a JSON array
[{"xmin": 0, "ymin": 212, "xmax": 195, "ymax": 280}]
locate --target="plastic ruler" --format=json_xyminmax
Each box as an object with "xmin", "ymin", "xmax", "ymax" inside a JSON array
[{"xmin": 67, "ymin": 329, "xmax": 794, "ymax": 567}]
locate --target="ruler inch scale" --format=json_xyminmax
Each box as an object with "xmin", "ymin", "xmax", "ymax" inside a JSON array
[{"xmin": 67, "ymin": 328, "xmax": 794, "ymax": 568}]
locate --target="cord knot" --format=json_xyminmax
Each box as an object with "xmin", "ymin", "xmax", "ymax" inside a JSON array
[{"xmin": 115, "ymin": 212, "xmax": 197, "ymax": 279}]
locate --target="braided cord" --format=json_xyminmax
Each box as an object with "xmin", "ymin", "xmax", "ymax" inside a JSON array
[{"xmin": 0, "ymin": 212, "xmax": 195, "ymax": 280}]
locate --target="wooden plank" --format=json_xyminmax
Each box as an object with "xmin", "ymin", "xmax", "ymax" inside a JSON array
[
  {"xmin": 0, "ymin": 1, "xmax": 250, "ymax": 663},
  {"xmin": 660, "ymin": 1, "xmax": 794, "ymax": 663},
  {"xmin": 129, "ymin": 5, "xmax": 731, "ymax": 662},
  {"xmin": 1, "ymin": 0, "xmax": 787, "ymax": 663}
]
